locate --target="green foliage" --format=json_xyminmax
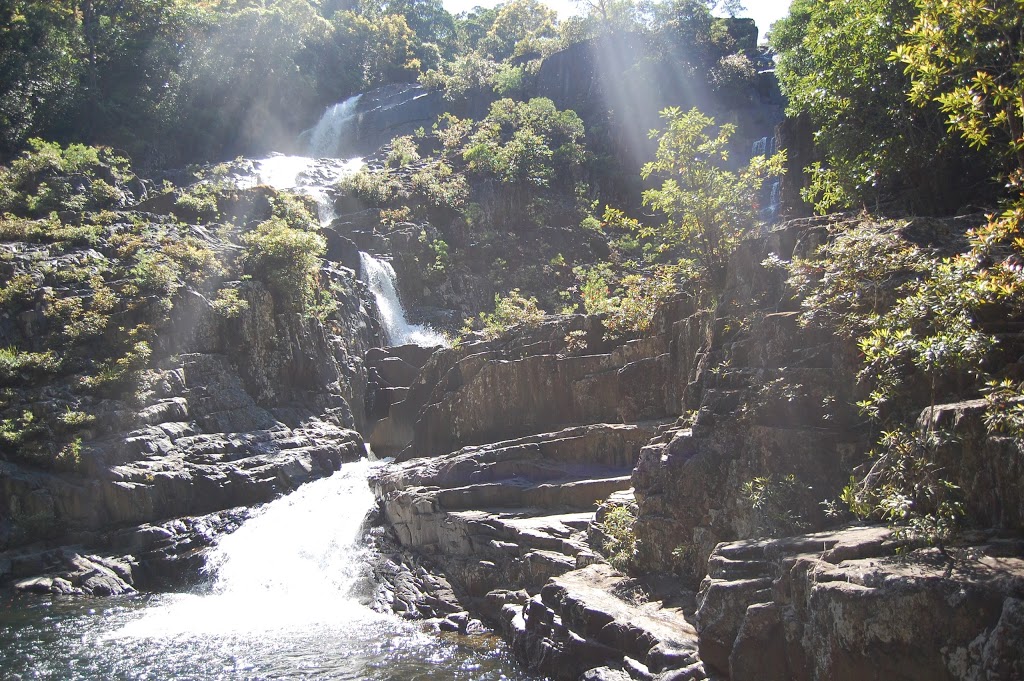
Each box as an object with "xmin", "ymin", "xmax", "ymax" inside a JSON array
[
  {"xmin": 386, "ymin": 135, "xmax": 421, "ymax": 169},
  {"xmin": 242, "ymin": 217, "xmax": 326, "ymax": 308},
  {"xmin": 0, "ymin": 140, "xmax": 132, "ymax": 217},
  {"xmin": 211, "ymin": 287, "xmax": 250, "ymax": 319},
  {"xmin": 896, "ymin": 0, "xmax": 1024, "ymax": 171},
  {"xmin": 0, "ymin": 347, "xmax": 61, "ymax": 383},
  {"xmin": 841, "ymin": 427, "xmax": 964, "ymax": 547},
  {"xmin": 478, "ymin": 0, "xmax": 557, "ymax": 61},
  {"xmin": 742, "ymin": 474, "xmax": 811, "ymax": 538},
  {"xmin": 597, "ymin": 504, "xmax": 637, "ymax": 572},
  {"xmin": 131, "ymin": 250, "xmax": 182, "ymax": 300},
  {"xmin": 641, "ymin": 107, "xmax": 785, "ymax": 292},
  {"xmin": 787, "ymin": 212, "xmax": 1024, "ymax": 543},
  {"xmin": 786, "ymin": 221, "xmax": 928, "ymax": 337},
  {"xmin": 460, "ymin": 98, "xmax": 586, "ymax": 188},
  {"xmin": 465, "ymin": 288, "xmax": 546, "ymax": 339},
  {"xmin": 427, "ymin": 237, "xmax": 450, "ymax": 278},
  {"xmin": 576, "ymin": 264, "xmax": 617, "ymax": 316},
  {"xmin": 856, "ymin": 257, "xmax": 997, "ymax": 418},
  {"xmin": 410, "ymin": 160, "xmax": 468, "ymax": 208},
  {"xmin": 772, "ymin": 0, "xmax": 990, "ymax": 212},
  {"xmin": 339, "ymin": 168, "xmax": 402, "ymax": 207},
  {"xmin": 0, "ymin": 272, "xmax": 36, "ymax": 308},
  {"xmin": 576, "ymin": 262, "xmax": 677, "ymax": 337},
  {"xmin": 800, "ymin": 162, "xmax": 852, "ymax": 216}
]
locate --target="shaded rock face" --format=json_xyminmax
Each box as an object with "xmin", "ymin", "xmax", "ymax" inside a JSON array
[
  {"xmin": 920, "ymin": 399, "xmax": 1024, "ymax": 530},
  {"xmin": 399, "ymin": 315, "xmax": 681, "ymax": 459},
  {"xmin": 695, "ymin": 526, "xmax": 1024, "ymax": 681},
  {"xmin": 631, "ymin": 220, "xmax": 871, "ymax": 584},
  {"xmin": 0, "ymin": 184, "xmax": 381, "ymax": 576},
  {"xmin": 2, "ymin": 507, "xmax": 251, "ymax": 595},
  {"xmin": 365, "ymin": 343, "xmax": 440, "ymax": 456}
]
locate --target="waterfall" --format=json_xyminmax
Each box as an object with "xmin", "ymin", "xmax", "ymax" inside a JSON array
[
  {"xmin": 115, "ymin": 462, "xmax": 382, "ymax": 638},
  {"xmin": 360, "ymin": 252, "xmax": 447, "ymax": 347},
  {"xmin": 306, "ymin": 94, "xmax": 362, "ymax": 159}
]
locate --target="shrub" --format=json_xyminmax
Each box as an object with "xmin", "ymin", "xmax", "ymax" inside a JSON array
[
  {"xmin": 597, "ymin": 505, "xmax": 637, "ymax": 572},
  {"xmin": 211, "ymin": 287, "xmax": 250, "ymax": 318},
  {"xmin": 338, "ymin": 168, "xmax": 402, "ymax": 207},
  {"xmin": 0, "ymin": 347, "xmax": 60, "ymax": 382},
  {"xmin": 242, "ymin": 217, "xmax": 325, "ymax": 308},
  {"xmin": 785, "ymin": 221, "xmax": 928, "ymax": 337},
  {"xmin": 742, "ymin": 474, "xmax": 812, "ymax": 538},
  {"xmin": 465, "ymin": 288, "xmax": 546, "ymax": 339},
  {"xmin": 386, "ymin": 135, "xmax": 420, "ymax": 168},
  {"xmin": 0, "ymin": 273, "xmax": 37, "ymax": 308}
]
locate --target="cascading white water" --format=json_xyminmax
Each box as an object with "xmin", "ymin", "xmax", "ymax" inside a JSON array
[
  {"xmin": 116, "ymin": 461, "xmax": 380, "ymax": 638},
  {"xmin": 307, "ymin": 94, "xmax": 362, "ymax": 158},
  {"xmin": 12, "ymin": 460, "xmax": 530, "ymax": 679},
  {"xmin": 360, "ymin": 252, "xmax": 448, "ymax": 347}
]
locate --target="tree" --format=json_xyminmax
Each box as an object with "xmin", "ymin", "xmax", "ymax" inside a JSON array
[
  {"xmin": 0, "ymin": 1, "xmax": 81, "ymax": 157},
  {"xmin": 771, "ymin": 0, "xmax": 992, "ymax": 214},
  {"xmin": 896, "ymin": 0, "xmax": 1024, "ymax": 176},
  {"xmin": 640, "ymin": 106, "xmax": 785, "ymax": 290},
  {"xmin": 479, "ymin": 0, "xmax": 558, "ymax": 60}
]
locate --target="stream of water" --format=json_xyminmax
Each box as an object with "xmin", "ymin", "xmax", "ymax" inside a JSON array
[
  {"xmin": 0, "ymin": 462, "xmax": 530, "ymax": 680},
  {"xmin": 0, "ymin": 93, "xmax": 491, "ymax": 679}
]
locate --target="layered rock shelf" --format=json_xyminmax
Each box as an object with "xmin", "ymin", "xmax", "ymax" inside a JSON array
[
  {"xmin": 695, "ymin": 526, "xmax": 1024, "ymax": 681},
  {"xmin": 366, "ymin": 217, "xmax": 1024, "ymax": 679}
]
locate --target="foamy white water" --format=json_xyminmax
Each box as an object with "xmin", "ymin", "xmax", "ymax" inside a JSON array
[
  {"xmin": 361, "ymin": 252, "xmax": 448, "ymax": 347},
  {"xmin": 307, "ymin": 94, "xmax": 362, "ymax": 158},
  {"xmin": 113, "ymin": 461, "xmax": 382, "ymax": 638},
  {"xmin": 0, "ymin": 460, "xmax": 530, "ymax": 679}
]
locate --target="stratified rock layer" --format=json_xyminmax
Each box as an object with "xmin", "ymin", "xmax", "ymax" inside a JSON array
[{"xmin": 695, "ymin": 526, "xmax": 1024, "ymax": 681}]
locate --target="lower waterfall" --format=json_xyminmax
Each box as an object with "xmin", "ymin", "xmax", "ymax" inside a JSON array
[
  {"xmin": 0, "ymin": 460, "xmax": 531, "ymax": 679},
  {"xmin": 360, "ymin": 252, "xmax": 448, "ymax": 347}
]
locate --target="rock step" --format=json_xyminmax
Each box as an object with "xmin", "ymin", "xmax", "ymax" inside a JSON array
[
  {"xmin": 377, "ymin": 422, "xmax": 662, "ymax": 493},
  {"xmin": 501, "ymin": 563, "xmax": 708, "ymax": 681},
  {"xmin": 435, "ymin": 475, "xmax": 633, "ymax": 513},
  {"xmin": 443, "ymin": 510, "xmax": 594, "ymax": 558}
]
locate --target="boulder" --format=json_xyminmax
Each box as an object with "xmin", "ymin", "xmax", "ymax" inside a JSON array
[{"xmin": 501, "ymin": 564, "xmax": 707, "ymax": 680}]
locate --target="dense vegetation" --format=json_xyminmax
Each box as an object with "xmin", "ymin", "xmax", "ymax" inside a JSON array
[
  {"xmin": 770, "ymin": 0, "xmax": 1024, "ymax": 542},
  {"xmin": 0, "ymin": 144, "xmax": 338, "ymax": 470},
  {"xmin": 1, "ymin": 0, "xmax": 757, "ymax": 168}
]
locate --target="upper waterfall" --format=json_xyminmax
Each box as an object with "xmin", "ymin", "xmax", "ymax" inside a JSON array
[{"xmin": 306, "ymin": 94, "xmax": 361, "ymax": 158}]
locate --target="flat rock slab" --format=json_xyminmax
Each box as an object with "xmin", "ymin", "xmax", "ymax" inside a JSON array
[
  {"xmin": 503, "ymin": 563, "xmax": 707, "ymax": 680},
  {"xmin": 545, "ymin": 564, "xmax": 700, "ymax": 667},
  {"xmin": 696, "ymin": 525, "xmax": 1024, "ymax": 681}
]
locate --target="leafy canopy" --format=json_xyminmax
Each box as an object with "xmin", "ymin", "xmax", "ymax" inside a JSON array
[
  {"xmin": 640, "ymin": 106, "xmax": 784, "ymax": 290},
  {"xmin": 771, "ymin": 0, "xmax": 988, "ymax": 214}
]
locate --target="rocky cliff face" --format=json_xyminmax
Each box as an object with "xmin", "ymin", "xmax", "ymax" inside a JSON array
[
  {"xmin": 0, "ymin": 160, "xmax": 381, "ymax": 594},
  {"xmin": 695, "ymin": 526, "xmax": 1024, "ymax": 681},
  {"xmin": 368, "ymin": 215, "xmax": 1024, "ymax": 679}
]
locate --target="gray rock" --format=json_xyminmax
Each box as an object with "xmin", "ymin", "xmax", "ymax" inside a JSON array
[{"xmin": 694, "ymin": 526, "xmax": 1024, "ymax": 681}]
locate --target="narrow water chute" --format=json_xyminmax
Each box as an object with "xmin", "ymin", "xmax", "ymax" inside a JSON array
[{"xmin": 360, "ymin": 252, "xmax": 448, "ymax": 347}]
